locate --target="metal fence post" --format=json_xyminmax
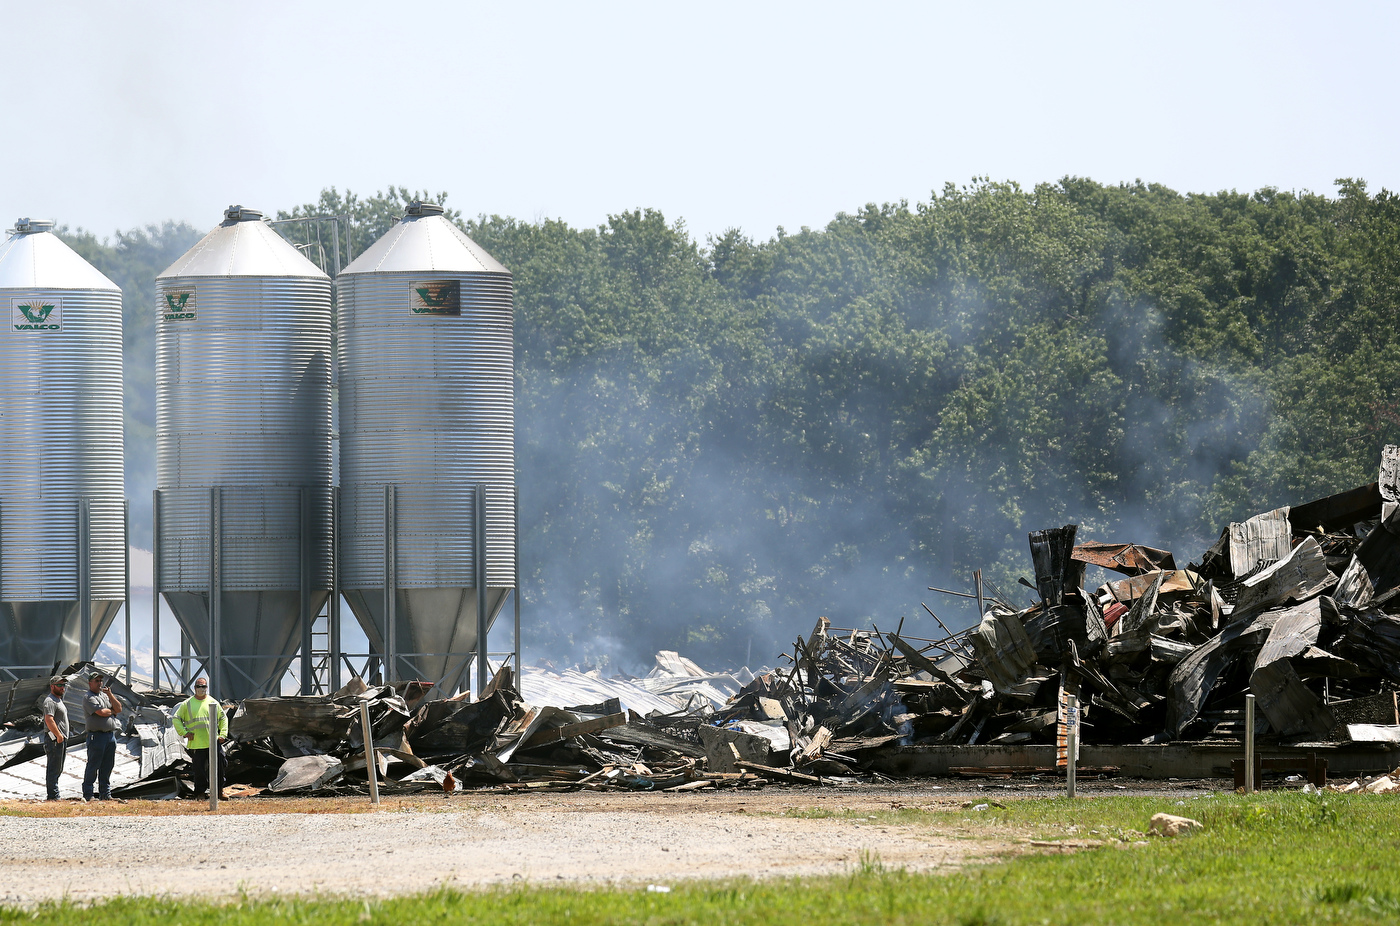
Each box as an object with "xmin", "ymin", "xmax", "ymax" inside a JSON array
[
  {"xmin": 78, "ymin": 498, "xmax": 91, "ymax": 662},
  {"xmin": 208, "ymin": 698, "xmax": 220, "ymax": 812},
  {"xmin": 330, "ymin": 486, "xmax": 342, "ymax": 692},
  {"xmin": 123, "ymin": 499, "xmax": 131, "ymax": 686},
  {"xmin": 300, "ymin": 487, "xmax": 312, "ymax": 695},
  {"xmin": 383, "ymin": 485, "xmax": 396, "ymax": 685},
  {"xmin": 1244, "ymin": 693, "xmax": 1256, "ymax": 794},
  {"xmin": 152, "ymin": 490, "xmax": 161, "ymax": 689},
  {"xmin": 1066, "ymin": 694, "xmax": 1079, "ymax": 799},
  {"xmin": 359, "ymin": 699, "xmax": 380, "ymax": 806},
  {"xmin": 210, "ymin": 487, "xmax": 222, "ymax": 699},
  {"xmin": 475, "ymin": 483, "xmax": 488, "ymax": 697}
]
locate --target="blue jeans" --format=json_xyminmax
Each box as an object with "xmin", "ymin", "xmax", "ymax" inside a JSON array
[
  {"xmin": 83, "ymin": 731, "xmax": 117, "ymax": 800},
  {"xmin": 44, "ymin": 740, "xmax": 65, "ymax": 800}
]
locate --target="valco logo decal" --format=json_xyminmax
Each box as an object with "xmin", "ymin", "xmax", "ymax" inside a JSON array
[
  {"xmin": 162, "ymin": 288, "xmax": 196, "ymax": 321},
  {"xmin": 410, "ymin": 280, "xmax": 461, "ymax": 316},
  {"xmin": 12, "ymin": 298, "xmax": 62, "ymax": 331}
]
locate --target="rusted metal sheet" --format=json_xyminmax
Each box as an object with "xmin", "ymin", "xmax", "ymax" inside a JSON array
[
  {"xmin": 1103, "ymin": 569, "xmax": 1200, "ymax": 603},
  {"xmin": 1073, "ymin": 542, "xmax": 1176, "ymax": 576}
]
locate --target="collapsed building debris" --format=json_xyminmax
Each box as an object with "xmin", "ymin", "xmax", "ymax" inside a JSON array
[{"xmin": 2, "ymin": 445, "xmax": 1399, "ymax": 797}]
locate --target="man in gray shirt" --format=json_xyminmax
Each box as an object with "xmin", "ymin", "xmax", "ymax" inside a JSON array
[
  {"xmin": 82, "ymin": 671, "xmax": 123, "ymax": 801},
  {"xmin": 41, "ymin": 676, "xmax": 69, "ymax": 801}
]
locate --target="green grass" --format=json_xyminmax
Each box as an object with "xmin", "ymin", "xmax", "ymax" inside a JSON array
[{"xmin": 7, "ymin": 793, "xmax": 1400, "ymax": 925}]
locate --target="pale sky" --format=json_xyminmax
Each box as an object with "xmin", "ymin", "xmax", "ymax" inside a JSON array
[{"xmin": 4, "ymin": 1, "xmax": 1397, "ymax": 244}]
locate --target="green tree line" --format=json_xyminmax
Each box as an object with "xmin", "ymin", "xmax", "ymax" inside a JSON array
[{"xmin": 62, "ymin": 178, "xmax": 1400, "ymax": 667}]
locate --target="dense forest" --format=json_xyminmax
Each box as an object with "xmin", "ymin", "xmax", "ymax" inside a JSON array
[{"xmin": 62, "ymin": 178, "xmax": 1400, "ymax": 669}]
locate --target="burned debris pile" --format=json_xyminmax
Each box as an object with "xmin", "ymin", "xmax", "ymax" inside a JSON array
[
  {"xmin": 224, "ymin": 668, "xmax": 753, "ymax": 795},
  {"xmin": 667, "ymin": 446, "xmax": 1400, "ymax": 780},
  {"xmin": 823, "ymin": 444, "xmax": 1400, "ymax": 752},
  {"xmin": 4, "ymin": 446, "xmax": 1400, "ymax": 797}
]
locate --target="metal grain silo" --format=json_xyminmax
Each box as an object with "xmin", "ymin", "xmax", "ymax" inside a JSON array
[
  {"xmin": 154, "ymin": 206, "xmax": 332, "ymax": 699},
  {"xmin": 337, "ymin": 202, "xmax": 516, "ymax": 695},
  {"xmin": 0, "ymin": 219, "xmax": 126, "ymax": 678}
]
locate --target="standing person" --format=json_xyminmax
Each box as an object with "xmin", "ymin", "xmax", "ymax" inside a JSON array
[
  {"xmin": 82, "ymin": 672, "xmax": 123, "ymax": 802},
  {"xmin": 41, "ymin": 676, "xmax": 69, "ymax": 801},
  {"xmin": 171, "ymin": 678, "xmax": 227, "ymax": 799}
]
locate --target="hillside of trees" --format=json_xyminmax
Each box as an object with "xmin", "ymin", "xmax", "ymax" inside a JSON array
[{"xmin": 62, "ymin": 178, "xmax": 1400, "ymax": 669}]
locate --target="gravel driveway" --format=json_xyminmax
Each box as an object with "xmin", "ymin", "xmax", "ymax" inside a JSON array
[{"xmin": 0, "ymin": 787, "xmax": 1004, "ymax": 904}]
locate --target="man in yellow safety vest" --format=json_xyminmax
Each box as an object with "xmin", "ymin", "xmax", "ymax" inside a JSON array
[{"xmin": 171, "ymin": 677, "xmax": 228, "ymax": 799}]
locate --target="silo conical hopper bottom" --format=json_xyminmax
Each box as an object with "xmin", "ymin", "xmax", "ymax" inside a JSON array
[
  {"xmin": 343, "ymin": 587, "xmax": 510, "ymax": 694},
  {"xmin": 164, "ymin": 590, "xmax": 327, "ymax": 699},
  {"xmin": 0, "ymin": 600, "xmax": 122, "ymax": 676}
]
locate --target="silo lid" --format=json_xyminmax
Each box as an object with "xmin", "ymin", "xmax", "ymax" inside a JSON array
[
  {"xmin": 158, "ymin": 206, "xmax": 328, "ymax": 279},
  {"xmin": 339, "ymin": 210, "xmax": 508, "ymax": 276},
  {"xmin": 12, "ymin": 217, "xmax": 55, "ymax": 233},
  {"xmin": 0, "ymin": 223, "xmax": 120, "ymax": 291}
]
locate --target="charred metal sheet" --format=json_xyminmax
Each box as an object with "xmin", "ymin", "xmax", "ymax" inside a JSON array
[
  {"xmin": 1228, "ymin": 507, "xmax": 1292, "ymax": 577},
  {"xmin": 1073, "ymin": 542, "xmax": 1176, "ymax": 576},
  {"xmin": 1029, "ymin": 524, "xmax": 1078, "ymax": 607},
  {"xmin": 1167, "ymin": 611, "xmax": 1280, "ymax": 737},
  {"xmin": 1082, "ymin": 588, "xmax": 1109, "ymax": 652},
  {"xmin": 1343, "ymin": 509, "xmax": 1400, "ymax": 603},
  {"xmin": 1338, "ymin": 606, "xmax": 1400, "ymax": 681},
  {"xmin": 968, "ymin": 611, "xmax": 1038, "ymax": 691},
  {"xmin": 1118, "ymin": 572, "xmax": 1167, "ymax": 635},
  {"xmin": 1333, "ymin": 554, "xmax": 1375, "ymax": 608},
  {"xmin": 231, "ymin": 696, "xmax": 351, "ymax": 741},
  {"xmin": 0, "ymin": 677, "xmax": 48, "ymax": 727},
  {"xmin": 407, "ymin": 690, "xmax": 514, "ymax": 756},
  {"xmin": 698, "ymin": 725, "xmax": 772, "ymax": 773},
  {"xmin": 1249, "ymin": 599, "xmax": 1335, "ymax": 739},
  {"xmin": 1381, "ymin": 444, "xmax": 1399, "ymax": 508},
  {"xmin": 1251, "ymin": 659, "xmax": 1333, "ymax": 739},
  {"xmin": 1289, "ymin": 482, "xmax": 1382, "ymax": 534},
  {"xmin": 269, "ymin": 754, "xmax": 344, "ymax": 792},
  {"xmin": 1230, "ymin": 536, "xmax": 1334, "ymax": 619},
  {"xmin": 1022, "ymin": 603, "xmax": 1088, "ymax": 664},
  {"xmin": 1149, "ymin": 635, "xmax": 1196, "ymax": 664}
]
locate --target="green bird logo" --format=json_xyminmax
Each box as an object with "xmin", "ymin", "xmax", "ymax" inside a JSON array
[
  {"xmin": 17, "ymin": 303, "xmax": 54, "ymax": 324},
  {"xmin": 412, "ymin": 281, "xmax": 460, "ymax": 315},
  {"xmin": 165, "ymin": 292, "xmax": 191, "ymax": 312}
]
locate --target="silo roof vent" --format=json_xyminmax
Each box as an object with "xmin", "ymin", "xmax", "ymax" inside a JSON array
[
  {"xmin": 13, "ymin": 218, "xmax": 55, "ymax": 234},
  {"xmin": 222, "ymin": 205, "xmax": 265, "ymax": 225},
  {"xmin": 405, "ymin": 201, "xmax": 444, "ymax": 218}
]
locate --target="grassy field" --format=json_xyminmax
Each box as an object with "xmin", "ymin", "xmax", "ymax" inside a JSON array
[{"xmin": 5, "ymin": 791, "xmax": 1400, "ymax": 925}]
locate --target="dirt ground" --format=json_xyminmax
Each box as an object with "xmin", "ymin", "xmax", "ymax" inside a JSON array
[{"xmin": 0, "ymin": 779, "xmax": 1224, "ymax": 905}]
